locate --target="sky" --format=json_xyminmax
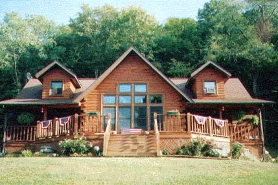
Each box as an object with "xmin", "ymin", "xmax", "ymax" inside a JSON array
[{"xmin": 0, "ymin": 0, "xmax": 210, "ymax": 25}]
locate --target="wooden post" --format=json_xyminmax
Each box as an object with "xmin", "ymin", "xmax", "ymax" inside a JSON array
[
  {"xmin": 36, "ymin": 121, "xmax": 41, "ymax": 138},
  {"xmin": 208, "ymin": 116, "xmax": 213, "ymax": 136},
  {"xmin": 2, "ymin": 113, "xmax": 7, "ymax": 153},
  {"xmin": 74, "ymin": 114, "xmax": 78, "ymax": 134},
  {"xmin": 186, "ymin": 113, "xmax": 191, "ymax": 133},
  {"xmin": 258, "ymin": 108, "xmax": 265, "ymax": 156}
]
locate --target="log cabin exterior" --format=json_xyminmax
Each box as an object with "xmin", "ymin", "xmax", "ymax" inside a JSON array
[{"xmin": 0, "ymin": 47, "xmax": 273, "ymax": 157}]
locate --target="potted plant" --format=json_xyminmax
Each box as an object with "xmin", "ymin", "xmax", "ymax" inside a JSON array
[
  {"xmin": 166, "ymin": 110, "xmax": 180, "ymax": 116},
  {"xmin": 17, "ymin": 112, "xmax": 35, "ymax": 125}
]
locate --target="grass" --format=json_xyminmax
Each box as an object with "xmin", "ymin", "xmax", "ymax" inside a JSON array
[{"xmin": 0, "ymin": 157, "xmax": 277, "ymax": 185}]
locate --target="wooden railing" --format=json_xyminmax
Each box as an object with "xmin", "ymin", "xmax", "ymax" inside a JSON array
[
  {"xmin": 156, "ymin": 113, "xmax": 187, "ymax": 131},
  {"xmin": 6, "ymin": 125, "xmax": 36, "ymax": 141},
  {"xmin": 103, "ymin": 113, "xmax": 112, "ymax": 156},
  {"xmin": 189, "ymin": 114, "xmax": 229, "ymax": 137},
  {"xmin": 156, "ymin": 113, "xmax": 229, "ymax": 138},
  {"xmin": 154, "ymin": 113, "xmax": 161, "ymax": 156},
  {"xmin": 37, "ymin": 116, "xmax": 74, "ymax": 138},
  {"xmin": 77, "ymin": 114, "xmax": 108, "ymax": 133},
  {"xmin": 229, "ymin": 123, "xmax": 260, "ymax": 141}
]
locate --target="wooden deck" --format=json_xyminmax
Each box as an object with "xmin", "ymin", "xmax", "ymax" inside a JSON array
[{"xmin": 3, "ymin": 113, "xmax": 263, "ymax": 156}]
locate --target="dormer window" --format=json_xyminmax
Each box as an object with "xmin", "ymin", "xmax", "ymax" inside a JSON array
[
  {"xmin": 50, "ymin": 81, "xmax": 63, "ymax": 95},
  {"xmin": 204, "ymin": 81, "xmax": 216, "ymax": 94}
]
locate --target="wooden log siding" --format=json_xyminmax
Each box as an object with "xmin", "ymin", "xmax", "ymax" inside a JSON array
[
  {"xmin": 229, "ymin": 123, "xmax": 260, "ymax": 141},
  {"xmin": 41, "ymin": 68, "xmax": 75, "ymax": 99},
  {"xmin": 6, "ymin": 125, "xmax": 36, "ymax": 141},
  {"xmin": 81, "ymin": 54, "xmax": 187, "ymax": 126},
  {"xmin": 194, "ymin": 67, "xmax": 228, "ymax": 99}
]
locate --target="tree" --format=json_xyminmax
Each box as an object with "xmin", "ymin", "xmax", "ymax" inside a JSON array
[
  {"xmin": 0, "ymin": 13, "xmax": 58, "ymax": 98},
  {"xmin": 198, "ymin": 0, "xmax": 277, "ymax": 96}
]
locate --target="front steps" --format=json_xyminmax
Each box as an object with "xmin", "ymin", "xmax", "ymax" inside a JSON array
[{"xmin": 106, "ymin": 134, "xmax": 157, "ymax": 157}]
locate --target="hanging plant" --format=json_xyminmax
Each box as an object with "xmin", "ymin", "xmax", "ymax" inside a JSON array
[
  {"xmin": 17, "ymin": 112, "xmax": 35, "ymax": 125},
  {"xmin": 236, "ymin": 115, "xmax": 259, "ymax": 126}
]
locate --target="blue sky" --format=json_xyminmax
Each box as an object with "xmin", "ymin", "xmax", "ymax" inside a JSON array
[{"xmin": 0, "ymin": 0, "xmax": 210, "ymax": 25}]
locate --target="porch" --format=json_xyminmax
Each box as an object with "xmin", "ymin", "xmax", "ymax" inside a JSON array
[{"xmin": 3, "ymin": 112, "xmax": 262, "ymax": 156}]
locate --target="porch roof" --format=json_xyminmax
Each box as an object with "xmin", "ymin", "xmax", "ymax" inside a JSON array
[{"xmin": 191, "ymin": 98, "xmax": 274, "ymax": 105}]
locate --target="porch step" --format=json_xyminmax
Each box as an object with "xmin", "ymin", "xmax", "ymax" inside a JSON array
[{"xmin": 106, "ymin": 134, "xmax": 157, "ymax": 157}]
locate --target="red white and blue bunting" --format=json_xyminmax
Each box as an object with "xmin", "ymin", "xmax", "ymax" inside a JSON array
[
  {"xmin": 41, "ymin": 120, "xmax": 52, "ymax": 129},
  {"xmin": 214, "ymin": 119, "xmax": 225, "ymax": 128},
  {"xmin": 193, "ymin": 115, "xmax": 207, "ymax": 125},
  {"xmin": 59, "ymin": 116, "xmax": 71, "ymax": 126}
]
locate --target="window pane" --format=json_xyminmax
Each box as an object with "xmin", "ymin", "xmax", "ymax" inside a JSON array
[
  {"xmin": 103, "ymin": 95, "xmax": 116, "ymax": 104},
  {"xmin": 135, "ymin": 95, "xmax": 147, "ymax": 104},
  {"xmin": 119, "ymin": 95, "xmax": 131, "ymax": 104},
  {"xmin": 150, "ymin": 106, "xmax": 163, "ymax": 130},
  {"xmin": 103, "ymin": 107, "xmax": 116, "ymax": 130},
  {"xmin": 119, "ymin": 84, "xmax": 131, "ymax": 92},
  {"xmin": 204, "ymin": 82, "xmax": 216, "ymax": 94},
  {"xmin": 134, "ymin": 106, "xmax": 147, "ymax": 130},
  {"xmin": 150, "ymin": 95, "xmax": 162, "ymax": 103},
  {"xmin": 119, "ymin": 107, "xmax": 131, "ymax": 129},
  {"xmin": 51, "ymin": 81, "xmax": 62, "ymax": 95},
  {"xmin": 204, "ymin": 82, "xmax": 215, "ymax": 88},
  {"xmin": 134, "ymin": 84, "xmax": 147, "ymax": 92}
]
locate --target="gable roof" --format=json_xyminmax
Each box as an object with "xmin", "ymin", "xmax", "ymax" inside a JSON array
[
  {"xmin": 73, "ymin": 46, "xmax": 193, "ymax": 103},
  {"xmin": 35, "ymin": 61, "xmax": 82, "ymax": 88},
  {"xmin": 190, "ymin": 61, "xmax": 232, "ymax": 78}
]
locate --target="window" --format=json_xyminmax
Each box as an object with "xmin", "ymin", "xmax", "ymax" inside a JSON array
[
  {"xmin": 102, "ymin": 83, "xmax": 164, "ymax": 131},
  {"xmin": 119, "ymin": 95, "xmax": 131, "ymax": 104},
  {"xmin": 204, "ymin": 81, "xmax": 216, "ymax": 94},
  {"xmin": 150, "ymin": 95, "xmax": 163, "ymax": 103},
  {"xmin": 103, "ymin": 95, "xmax": 116, "ymax": 104},
  {"xmin": 119, "ymin": 84, "xmax": 131, "ymax": 93},
  {"xmin": 50, "ymin": 81, "xmax": 63, "ymax": 95},
  {"xmin": 135, "ymin": 95, "xmax": 147, "ymax": 104},
  {"xmin": 134, "ymin": 84, "xmax": 147, "ymax": 92}
]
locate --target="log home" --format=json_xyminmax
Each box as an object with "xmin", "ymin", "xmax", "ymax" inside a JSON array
[{"xmin": 0, "ymin": 47, "xmax": 273, "ymax": 157}]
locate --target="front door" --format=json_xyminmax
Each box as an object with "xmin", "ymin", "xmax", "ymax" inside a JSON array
[{"xmin": 119, "ymin": 107, "xmax": 131, "ymax": 130}]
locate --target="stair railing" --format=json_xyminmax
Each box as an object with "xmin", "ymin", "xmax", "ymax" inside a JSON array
[
  {"xmin": 103, "ymin": 113, "xmax": 112, "ymax": 156},
  {"xmin": 154, "ymin": 113, "xmax": 161, "ymax": 156}
]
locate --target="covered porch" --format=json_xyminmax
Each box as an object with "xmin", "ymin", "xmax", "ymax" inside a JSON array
[{"xmin": 2, "ymin": 111, "xmax": 263, "ymax": 156}]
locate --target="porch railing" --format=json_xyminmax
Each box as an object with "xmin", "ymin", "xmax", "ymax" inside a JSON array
[
  {"xmin": 229, "ymin": 123, "xmax": 260, "ymax": 141},
  {"xmin": 6, "ymin": 125, "xmax": 36, "ymax": 141},
  {"xmin": 156, "ymin": 113, "xmax": 229, "ymax": 138},
  {"xmin": 103, "ymin": 114, "xmax": 112, "ymax": 156},
  {"xmin": 37, "ymin": 116, "xmax": 74, "ymax": 138},
  {"xmin": 189, "ymin": 114, "xmax": 229, "ymax": 137}
]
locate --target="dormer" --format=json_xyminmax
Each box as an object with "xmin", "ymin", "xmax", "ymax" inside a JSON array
[
  {"xmin": 186, "ymin": 61, "xmax": 231, "ymax": 99},
  {"xmin": 35, "ymin": 61, "xmax": 81, "ymax": 99}
]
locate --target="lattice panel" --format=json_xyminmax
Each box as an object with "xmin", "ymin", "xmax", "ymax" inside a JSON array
[{"xmin": 160, "ymin": 138, "xmax": 191, "ymax": 154}]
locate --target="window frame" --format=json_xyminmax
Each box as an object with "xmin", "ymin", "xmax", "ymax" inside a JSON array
[
  {"xmin": 203, "ymin": 81, "xmax": 217, "ymax": 94},
  {"xmin": 50, "ymin": 81, "xmax": 63, "ymax": 96}
]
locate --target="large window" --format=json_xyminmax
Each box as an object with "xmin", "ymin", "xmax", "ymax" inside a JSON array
[
  {"xmin": 102, "ymin": 83, "xmax": 163, "ymax": 131},
  {"xmin": 50, "ymin": 81, "xmax": 63, "ymax": 95}
]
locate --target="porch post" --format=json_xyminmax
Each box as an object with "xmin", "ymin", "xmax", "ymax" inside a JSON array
[
  {"xmin": 74, "ymin": 114, "xmax": 78, "ymax": 134},
  {"xmin": 2, "ymin": 113, "xmax": 7, "ymax": 153},
  {"xmin": 258, "ymin": 108, "xmax": 265, "ymax": 156},
  {"xmin": 186, "ymin": 113, "xmax": 191, "ymax": 132},
  {"xmin": 208, "ymin": 116, "xmax": 213, "ymax": 136}
]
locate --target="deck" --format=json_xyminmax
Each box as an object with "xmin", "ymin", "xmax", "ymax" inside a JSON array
[{"xmin": 3, "ymin": 113, "xmax": 262, "ymax": 156}]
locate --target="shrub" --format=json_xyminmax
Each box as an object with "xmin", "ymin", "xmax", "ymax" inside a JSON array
[
  {"xmin": 231, "ymin": 142, "xmax": 243, "ymax": 159},
  {"xmin": 21, "ymin": 150, "xmax": 33, "ymax": 157},
  {"xmin": 201, "ymin": 142, "xmax": 213, "ymax": 157},
  {"xmin": 162, "ymin": 148, "xmax": 168, "ymax": 155},
  {"xmin": 33, "ymin": 152, "xmax": 48, "ymax": 157},
  {"xmin": 59, "ymin": 135, "xmax": 93, "ymax": 156}
]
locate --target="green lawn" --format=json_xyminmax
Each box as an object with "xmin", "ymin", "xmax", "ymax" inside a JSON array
[{"xmin": 0, "ymin": 157, "xmax": 277, "ymax": 185}]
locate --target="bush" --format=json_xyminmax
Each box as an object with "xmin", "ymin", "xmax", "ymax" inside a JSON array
[
  {"xmin": 59, "ymin": 135, "xmax": 93, "ymax": 156},
  {"xmin": 21, "ymin": 149, "xmax": 33, "ymax": 157},
  {"xmin": 162, "ymin": 148, "xmax": 168, "ymax": 155},
  {"xmin": 33, "ymin": 152, "xmax": 48, "ymax": 157},
  {"xmin": 231, "ymin": 142, "xmax": 243, "ymax": 159}
]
